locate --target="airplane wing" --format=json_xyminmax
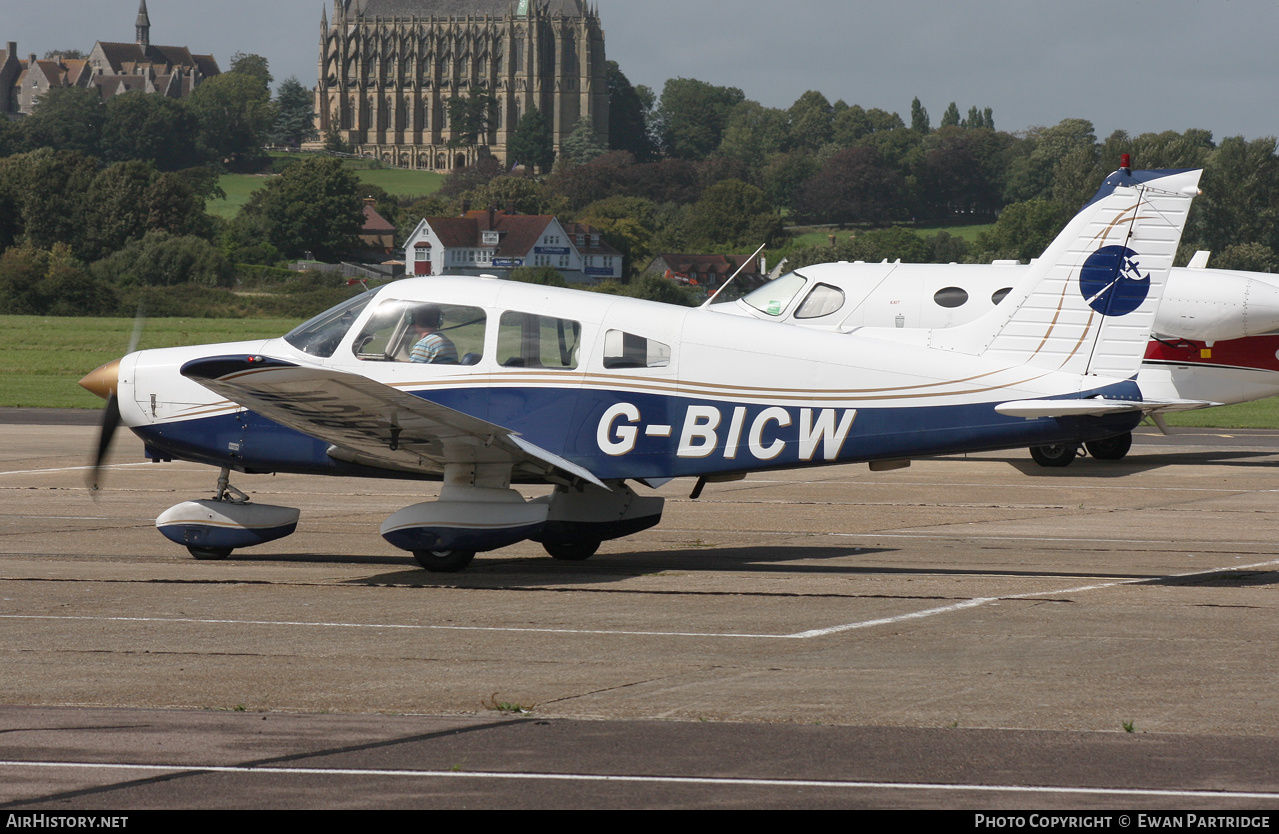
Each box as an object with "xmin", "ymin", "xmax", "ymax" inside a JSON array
[
  {"xmin": 180, "ymin": 355, "xmax": 606, "ymax": 488},
  {"xmin": 995, "ymin": 398, "xmax": 1220, "ymax": 418}
]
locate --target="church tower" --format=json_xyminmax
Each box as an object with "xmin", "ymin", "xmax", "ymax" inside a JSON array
[
  {"xmin": 135, "ymin": 0, "xmax": 151, "ymax": 48},
  {"xmin": 314, "ymin": 0, "xmax": 608, "ymax": 171}
]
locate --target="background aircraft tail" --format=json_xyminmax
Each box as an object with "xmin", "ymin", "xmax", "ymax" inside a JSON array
[{"xmin": 929, "ymin": 167, "xmax": 1202, "ymax": 380}]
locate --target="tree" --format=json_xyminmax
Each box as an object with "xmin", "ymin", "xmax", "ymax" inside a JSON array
[
  {"xmin": 910, "ymin": 97, "xmax": 930, "ymax": 133},
  {"xmin": 787, "ymin": 90, "xmax": 834, "ymax": 151},
  {"xmin": 241, "ymin": 156, "xmax": 363, "ymax": 260},
  {"xmin": 508, "ymin": 108, "xmax": 555, "ymax": 173},
  {"xmin": 101, "ymin": 92, "xmax": 203, "ymax": 170},
  {"xmin": 578, "ymin": 196, "xmax": 659, "ymax": 276},
  {"xmin": 81, "ymin": 160, "xmax": 161, "ymax": 261},
  {"xmin": 686, "ymin": 179, "xmax": 782, "ymax": 249},
  {"xmin": 230, "ymin": 52, "xmax": 273, "ymax": 90},
  {"xmin": 796, "ymin": 146, "xmax": 908, "ymax": 226},
  {"xmin": 188, "ymin": 65, "xmax": 275, "ymax": 167},
  {"xmin": 654, "ymin": 78, "xmax": 745, "ymax": 160},
  {"xmin": 21, "ymin": 86, "xmax": 104, "ymax": 156},
  {"xmin": 463, "ymin": 175, "xmax": 551, "ymax": 216},
  {"xmin": 940, "ymin": 102, "xmax": 961, "ymax": 129},
  {"xmin": 0, "ymin": 149, "xmax": 100, "ymax": 257},
  {"xmin": 561, "ymin": 116, "xmax": 607, "ymax": 166},
  {"xmin": 273, "ymin": 77, "xmax": 318, "ymax": 147},
  {"xmin": 42, "ymin": 49, "xmax": 86, "ymax": 60},
  {"xmin": 606, "ymin": 60, "xmax": 657, "ymax": 161},
  {"xmin": 444, "ymin": 90, "xmax": 498, "ymax": 148},
  {"xmin": 718, "ymin": 101, "xmax": 789, "ymax": 170},
  {"xmin": 973, "ymin": 199, "xmax": 1071, "ymax": 262},
  {"xmin": 1189, "ymin": 136, "xmax": 1279, "ymax": 254},
  {"xmin": 1004, "ymin": 118, "xmax": 1097, "ymax": 203},
  {"xmin": 92, "ymin": 231, "xmax": 233, "ymax": 287}
]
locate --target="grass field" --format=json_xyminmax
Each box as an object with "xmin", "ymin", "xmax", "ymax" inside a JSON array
[
  {"xmin": 206, "ymin": 155, "xmax": 446, "ymax": 220},
  {"xmin": 788, "ymin": 222, "xmax": 995, "ymax": 250},
  {"xmin": 0, "ymin": 316, "xmax": 301, "ymax": 409},
  {"xmin": 6, "ymin": 314, "xmax": 1279, "ymax": 427}
]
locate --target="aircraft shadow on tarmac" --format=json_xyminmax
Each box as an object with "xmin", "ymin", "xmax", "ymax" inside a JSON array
[
  {"xmin": 981, "ymin": 448, "xmax": 1275, "ymax": 478},
  {"xmin": 1144, "ymin": 569, "xmax": 1279, "ymax": 588},
  {"xmin": 291, "ymin": 545, "xmax": 1169, "ymax": 588}
]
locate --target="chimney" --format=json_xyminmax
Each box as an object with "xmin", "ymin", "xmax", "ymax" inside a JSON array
[
  {"xmin": 6, "ymin": 43, "xmax": 15, "ymax": 59},
  {"xmin": 505, "ymin": 200, "xmax": 516, "ymax": 215},
  {"xmin": 461, "ymin": 200, "xmax": 471, "ymax": 215},
  {"xmin": 488, "ymin": 206, "xmax": 496, "ymax": 228}
]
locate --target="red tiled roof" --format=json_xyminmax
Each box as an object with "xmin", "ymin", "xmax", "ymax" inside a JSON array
[
  {"xmin": 492, "ymin": 215, "xmax": 553, "ymax": 257},
  {"xmin": 362, "ymin": 204, "xmax": 396, "ymax": 233}
]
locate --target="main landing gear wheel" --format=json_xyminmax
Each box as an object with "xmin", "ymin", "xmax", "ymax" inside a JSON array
[
  {"xmin": 412, "ymin": 549, "xmax": 476, "ymax": 572},
  {"xmin": 188, "ymin": 546, "xmax": 232, "ymax": 560},
  {"xmin": 1030, "ymin": 443, "xmax": 1078, "ymax": 468},
  {"xmin": 542, "ymin": 540, "xmax": 601, "ymax": 561},
  {"xmin": 1084, "ymin": 432, "xmax": 1133, "ymax": 461}
]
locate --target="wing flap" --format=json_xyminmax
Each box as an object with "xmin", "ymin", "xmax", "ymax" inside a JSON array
[
  {"xmin": 996, "ymin": 398, "xmax": 1219, "ymax": 418},
  {"xmin": 181, "ymin": 355, "xmax": 606, "ymax": 488}
]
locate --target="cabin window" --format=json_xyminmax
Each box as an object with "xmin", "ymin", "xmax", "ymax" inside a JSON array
[
  {"xmin": 794, "ymin": 283, "xmax": 846, "ymax": 319},
  {"xmin": 992, "ymin": 287, "xmax": 1013, "ymax": 305},
  {"xmin": 497, "ymin": 311, "xmax": 581, "ymax": 369},
  {"xmin": 352, "ymin": 298, "xmax": 487, "ymax": 365},
  {"xmin": 933, "ymin": 287, "xmax": 969, "ymax": 309},
  {"xmin": 603, "ymin": 330, "xmax": 671, "ymax": 369},
  {"xmin": 284, "ymin": 290, "xmax": 380, "ymax": 358},
  {"xmin": 742, "ymin": 271, "xmax": 807, "ymax": 316}
]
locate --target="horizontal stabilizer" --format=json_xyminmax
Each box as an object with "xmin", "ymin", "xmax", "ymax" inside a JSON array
[{"xmin": 996, "ymin": 398, "xmax": 1219, "ymax": 418}]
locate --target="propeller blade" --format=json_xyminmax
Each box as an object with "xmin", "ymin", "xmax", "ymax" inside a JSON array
[
  {"xmin": 127, "ymin": 305, "xmax": 145, "ymax": 355},
  {"xmin": 88, "ymin": 393, "xmax": 122, "ymax": 492}
]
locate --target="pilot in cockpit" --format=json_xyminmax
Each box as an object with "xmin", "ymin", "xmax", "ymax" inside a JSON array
[{"xmin": 408, "ymin": 304, "xmax": 459, "ymax": 364}]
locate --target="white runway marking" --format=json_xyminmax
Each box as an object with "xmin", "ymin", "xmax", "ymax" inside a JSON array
[
  {"xmin": 0, "ymin": 462, "xmax": 179, "ymax": 477},
  {"xmin": 5, "ymin": 559, "xmax": 1276, "ymax": 641},
  {"xmin": 3, "ymin": 759, "xmax": 1278, "ymax": 801}
]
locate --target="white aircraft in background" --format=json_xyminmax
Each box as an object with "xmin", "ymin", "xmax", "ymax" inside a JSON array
[
  {"xmin": 80, "ymin": 167, "xmax": 1202, "ymax": 569},
  {"xmin": 718, "ymin": 221, "xmax": 1279, "ymax": 465}
]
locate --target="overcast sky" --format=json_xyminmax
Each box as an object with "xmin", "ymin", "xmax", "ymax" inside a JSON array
[{"xmin": 8, "ymin": 0, "xmax": 1276, "ymax": 142}]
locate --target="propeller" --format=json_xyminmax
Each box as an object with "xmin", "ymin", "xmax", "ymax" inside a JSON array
[{"xmin": 82, "ymin": 308, "xmax": 144, "ymax": 492}]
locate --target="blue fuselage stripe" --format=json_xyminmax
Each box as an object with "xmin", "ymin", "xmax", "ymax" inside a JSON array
[{"xmin": 133, "ymin": 382, "xmax": 1144, "ymax": 480}]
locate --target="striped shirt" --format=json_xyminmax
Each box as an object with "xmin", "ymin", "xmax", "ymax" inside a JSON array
[{"xmin": 410, "ymin": 332, "xmax": 458, "ymax": 364}]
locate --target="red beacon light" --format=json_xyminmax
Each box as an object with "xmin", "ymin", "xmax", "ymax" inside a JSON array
[{"xmin": 1120, "ymin": 153, "xmax": 1132, "ymax": 173}]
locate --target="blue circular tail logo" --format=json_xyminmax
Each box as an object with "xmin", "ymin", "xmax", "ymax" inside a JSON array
[{"xmin": 1079, "ymin": 245, "xmax": 1151, "ymax": 317}]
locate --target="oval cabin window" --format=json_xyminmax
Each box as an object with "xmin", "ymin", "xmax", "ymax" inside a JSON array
[
  {"xmin": 933, "ymin": 287, "xmax": 969, "ymax": 309},
  {"xmin": 991, "ymin": 287, "xmax": 1013, "ymax": 305}
]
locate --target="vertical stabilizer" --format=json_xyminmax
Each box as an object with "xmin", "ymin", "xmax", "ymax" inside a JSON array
[{"xmin": 929, "ymin": 168, "xmax": 1202, "ymax": 380}]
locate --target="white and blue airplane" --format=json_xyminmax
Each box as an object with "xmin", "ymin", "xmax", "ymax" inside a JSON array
[
  {"xmin": 81, "ymin": 166, "xmax": 1202, "ymax": 571},
  {"xmin": 719, "ymin": 219, "xmax": 1279, "ymax": 466}
]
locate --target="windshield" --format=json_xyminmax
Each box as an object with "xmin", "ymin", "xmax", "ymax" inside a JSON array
[
  {"xmin": 283, "ymin": 288, "xmax": 381, "ymax": 358},
  {"xmin": 741, "ymin": 271, "xmax": 808, "ymax": 316}
]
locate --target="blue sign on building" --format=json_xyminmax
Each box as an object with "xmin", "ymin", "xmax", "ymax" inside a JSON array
[{"xmin": 534, "ymin": 246, "xmax": 571, "ymax": 256}]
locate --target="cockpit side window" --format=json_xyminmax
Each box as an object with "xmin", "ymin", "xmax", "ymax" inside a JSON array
[
  {"xmin": 741, "ymin": 271, "xmax": 808, "ymax": 316},
  {"xmin": 352, "ymin": 298, "xmax": 487, "ymax": 365},
  {"xmin": 794, "ymin": 283, "xmax": 846, "ymax": 319},
  {"xmin": 284, "ymin": 290, "xmax": 379, "ymax": 358},
  {"xmin": 497, "ymin": 311, "xmax": 581, "ymax": 369},
  {"xmin": 603, "ymin": 330, "xmax": 671, "ymax": 369}
]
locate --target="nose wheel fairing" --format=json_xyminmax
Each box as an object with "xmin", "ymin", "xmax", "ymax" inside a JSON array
[{"xmin": 156, "ymin": 500, "xmax": 301, "ymax": 552}]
